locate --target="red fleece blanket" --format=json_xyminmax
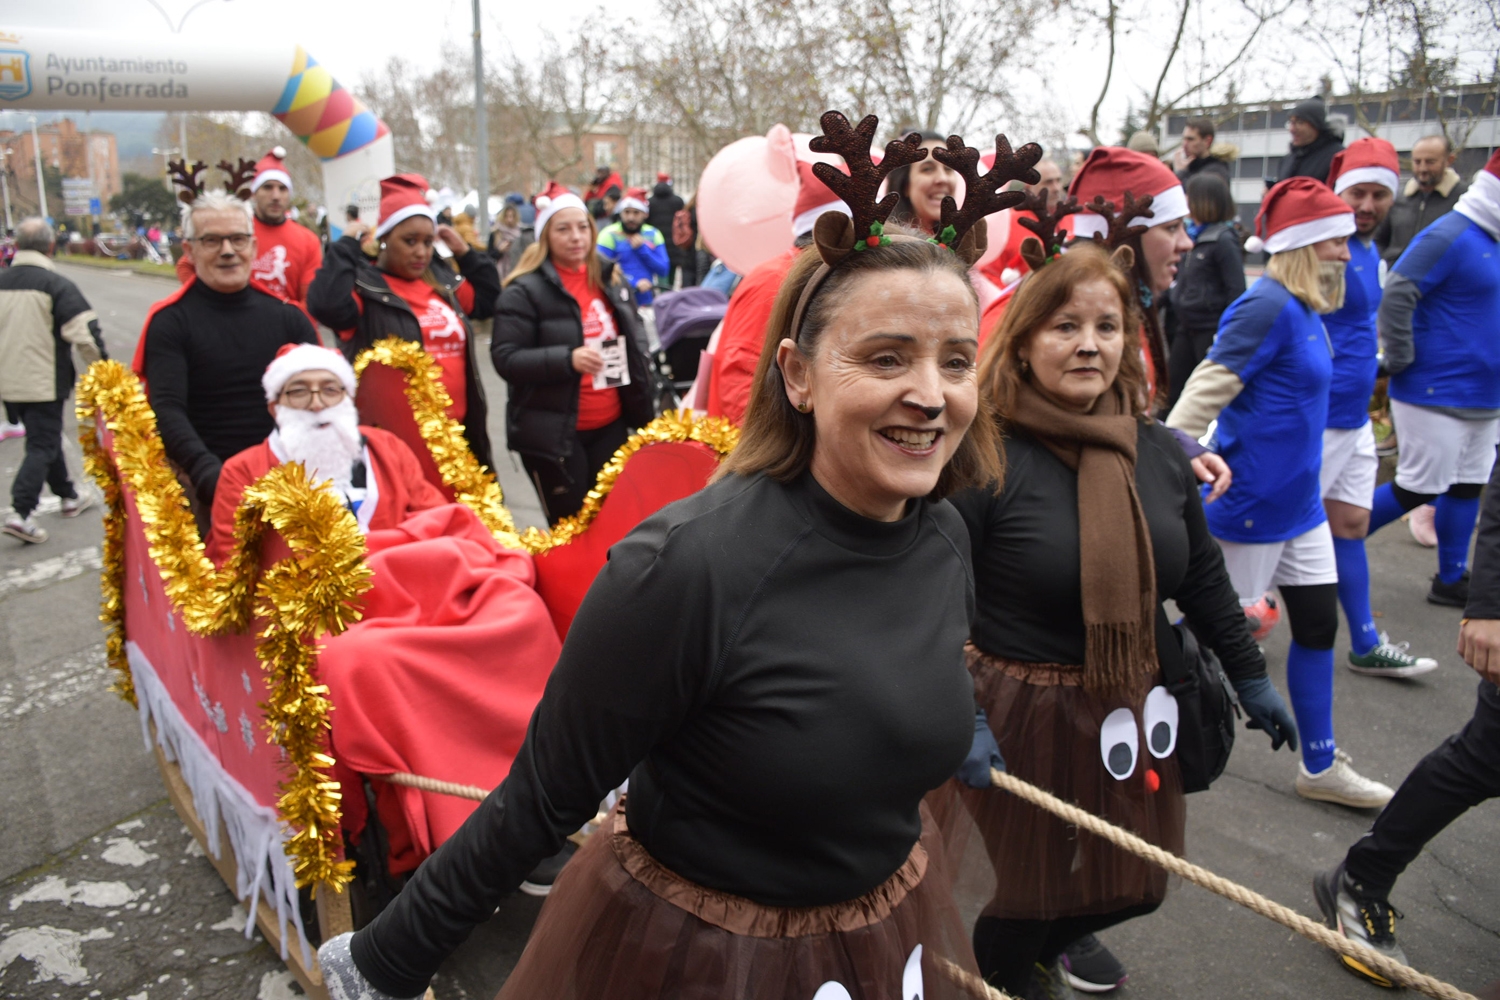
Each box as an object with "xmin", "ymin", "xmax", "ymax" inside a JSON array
[{"xmin": 320, "ymin": 504, "xmax": 561, "ymax": 872}]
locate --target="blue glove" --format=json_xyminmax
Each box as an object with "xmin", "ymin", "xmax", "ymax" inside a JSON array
[
  {"xmin": 1232, "ymin": 674, "xmax": 1299, "ymax": 752},
  {"xmin": 318, "ymin": 931, "xmax": 426, "ymax": 1000},
  {"xmin": 957, "ymin": 709, "xmax": 1006, "ymax": 788}
]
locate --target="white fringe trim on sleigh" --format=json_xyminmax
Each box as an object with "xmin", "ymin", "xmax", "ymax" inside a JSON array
[{"xmin": 127, "ymin": 641, "xmax": 311, "ymax": 965}]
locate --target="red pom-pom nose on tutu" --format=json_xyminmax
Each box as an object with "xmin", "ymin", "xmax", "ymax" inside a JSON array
[{"xmin": 1144, "ymin": 768, "xmax": 1161, "ymax": 793}]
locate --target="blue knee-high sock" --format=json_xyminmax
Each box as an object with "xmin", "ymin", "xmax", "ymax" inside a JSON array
[
  {"xmin": 1332, "ymin": 536, "xmax": 1379, "ymax": 655},
  {"xmin": 1286, "ymin": 640, "xmax": 1336, "ymax": 773},
  {"xmin": 1435, "ymin": 493, "xmax": 1481, "ymax": 584},
  {"xmin": 1367, "ymin": 482, "xmax": 1408, "ymax": 534}
]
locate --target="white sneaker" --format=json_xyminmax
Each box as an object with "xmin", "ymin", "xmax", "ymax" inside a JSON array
[
  {"xmin": 0, "ymin": 421, "xmax": 23, "ymax": 442},
  {"xmin": 60, "ymin": 494, "xmax": 95, "ymax": 518},
  {"xmin": 1296, "ymin": 750, "xmax": 1394, "ymax": 809},
  {"xmin": 2, "ymin": 514, "xmax": 48, "ymax": 544},
  {"xmin": 1406, "ymin": 503, "xmax": 1437, "ymax": 547}
]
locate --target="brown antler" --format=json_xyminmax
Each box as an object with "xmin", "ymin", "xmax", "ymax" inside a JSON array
[
  {"xmin": 1017, "ymin": 190, "xmax": 1083, "ymax": 272},
  {"xmin": 166, "ymin": 159, "xmax": 209, "ymax": 206},
  {"xmin": 1079, "ymin": 191, "xmax": 1156, "ymax": 249},
  {"xmin": 931, "ymin": 134, "xmax": 1043, "ymax": 263},
  {"xmin": 219, "ymin": 158, "xmax": 259, "ymax": 201},
  {"xmin": 806, "ymin": 111, "xmax": 928, "ymax": 265}
]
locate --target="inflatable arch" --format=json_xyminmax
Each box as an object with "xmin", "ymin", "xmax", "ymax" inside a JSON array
[{"xmin": 0, "ymin": 26, "xmax": 393, "ymax": 237}]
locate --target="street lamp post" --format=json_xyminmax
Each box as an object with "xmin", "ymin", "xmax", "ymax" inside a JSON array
[
  {"xmin": 28, "ymin": 115, "xmax": 47, "ymax": 221},
  {"xmin": 0, "ymin": 147, "xmax": 14, "ymax": 233},
  {"xmin": 472, "ymin": 0, "xmax": 489, "ymax": 242}
]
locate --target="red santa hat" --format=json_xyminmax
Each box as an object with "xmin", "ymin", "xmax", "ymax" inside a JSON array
[
  {"xmin": 1328, "ymin": 138, "xmax": 1399, "ymax": 196},
  {"xmin": 618, "ymin": 187, "xmax": 650, "ymax": 214},
  {"xmin": 251, "ymin": 146, "xmax": 292, "ymax": 193},
  {"xmin": 792, "ymin": 159, "xmax": 849, "ymax": 238},
  {"xmin": 1067, "ymin": 146, "xmax": 1188, "ymax": 240},
  {"xmin": 375, "ymin": 173, "xmax": 439, "ymax": 238},
  {"xmin": 534, "ymin": 191, "xmax": 589, "ymax": 237},
  {"xmin": 656, "ymin": 171, "xmax": 671, "ymax": 183},
  {"xmin": 1248, "ymin": 176, "xmax": 1355, "ymax": 255},
  {"xmin": 263, "ymin": 343, "xmax": 358, "ymax": 402}
]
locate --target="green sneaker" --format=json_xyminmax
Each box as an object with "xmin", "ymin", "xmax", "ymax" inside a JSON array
[{"xmin": 1347, "ymin": 633, "xmax": 1437, "ymax": 679}]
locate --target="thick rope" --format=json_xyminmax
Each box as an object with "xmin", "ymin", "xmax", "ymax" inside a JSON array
[
  {"xmin": 380, "ymin": 771, "xmax": 488, "ymax": 801},
  {"xmin": 989, "ymin": 768, "xmax": 1477, "ymax": 1000},
  {"xmin": 934, "ymin": 956, "xmax": 1014, "ymax": 999}
]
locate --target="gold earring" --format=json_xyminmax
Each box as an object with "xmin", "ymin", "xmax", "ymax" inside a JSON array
[
  {"xmin": 1019, "ymin": 359, "xmax": 1030, "ymax": 374},
  {"xmin": 797, "ymin": 401, "xmax": 808, "ymax": 412}
]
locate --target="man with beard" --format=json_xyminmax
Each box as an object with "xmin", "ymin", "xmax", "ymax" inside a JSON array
[
  {"xmin": 204, "ymin": 343, "xmax": 447, "ymax": 564},
  {"xmin": 1364, "ymin": 150, "xmax": 1500, "ymax": 607},
  {"xmin": 175, "ymin": 147, "xmax": 323, "ymax": 318},
  {"xmin": 596, "ymin": 189, "xmax": 670, "ymax": 306},
  {"xmin": 1319, "ymin": 138, "xmax": 1439, "ymax": 678}
]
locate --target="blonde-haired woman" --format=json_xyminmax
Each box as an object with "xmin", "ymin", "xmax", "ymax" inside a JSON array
[
  {"xmin": 492, "ymin": 193, "xmax": 654, "ymax": 523},
  {"xmin": 1167, "ymin": 177, "xmax": 1394, "ymax": 810}
]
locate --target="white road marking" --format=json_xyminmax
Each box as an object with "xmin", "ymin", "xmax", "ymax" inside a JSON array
[
  {"xmin": 0, "ymin": 924, "xmax": 114, "ymax": 985},
  {"xmin": 0, "ymin": 546, "xmax": 102, "ymax": 600},
  {"xmin": 0, "ymin": 644, "xmax": 109, "ymax": 719},
  {"xmin": 100, "ymin": 837, "xmax": 159, "ymax": 867},
  {"xmin": 258, "ymin": 970, "xmax": 304, "ymax": 999},
  {"xmin": 9, "ymin": 876, "xmax": 140, "ymax": 911},
  {"xmin": 210, "ymin": 904, "xmax": 248, "ymax": 932}
]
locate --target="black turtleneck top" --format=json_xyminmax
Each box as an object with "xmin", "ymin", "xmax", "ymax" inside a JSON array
[
  {"xmin": 143, "ymin": 280, "xmax": 316, "ymax": 504},
  {"xmin": 352, "ymin": 470, "xmax": 978, "ymax": 997}
]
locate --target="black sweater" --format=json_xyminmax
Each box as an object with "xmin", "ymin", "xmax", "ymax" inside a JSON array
[
  {"xmin": 143, "ymin": 281, "xmax": 316, "ymax": 504},
  {"xmin": 352, "ymin": 471, "xmax": 978, "ymax": 997},
  {"xmin": 1465, "ymin": 456, "xmax": 1500, "ymax": 620},
  {"xmin": 951, "ymin": 421, "xmax": 1264, "ymax": 683},
  {"xmin": 1170, "ymin": 222, "xmax": 1246, "ymax": 335}
]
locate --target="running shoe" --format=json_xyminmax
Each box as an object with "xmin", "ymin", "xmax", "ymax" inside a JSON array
[
  {"xmin": 2, "ymin": 514, "xmax": 47, "ymax": 544},
  {"xmin": 60, "ymin": 494, "xmax": 95, "ymax": 518},
  {"xmin": 1314, "ymin": 862, "xmax": 1407, "ymax": 988},
  {"xmin": 1060, "ymin": 934, "xmax": 1127, "ymax": 993},
  {"xmin": 1243, "ymin": 593, "xmax": 1280, "ymax": 641},
  {"xmin": 1026, "ymin": 956, "xmax": 1079, "ymax": 1000},
  {"xmin": 0, "ymin": 421, "xmax": 23, "ymax": 442},
  {"xmin": 1296, "ymin": 750, "xmax": 1394, "ymax": 809},
  {"xmin": 1406, "ymin": 503, "xmax": 1437, "ymax": 547},
  {"xmin": 519, "ymin": 842, "xmax": 577, "ymax": 897},
  {"xmin": 1347, "ymin": 633, "xmax": 1438, "ymax": 678},
  {"xmin": 1427, "ymin": 571, "xmax": 1470, "ymax": 608}
]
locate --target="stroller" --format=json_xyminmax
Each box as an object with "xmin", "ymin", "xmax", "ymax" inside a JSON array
[{"xmin": 652, "ymin": 287, "xmax": 729, "ymax": 408}]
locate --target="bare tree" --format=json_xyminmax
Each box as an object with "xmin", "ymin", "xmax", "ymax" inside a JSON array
[
  {"xmin": 497, "ymin": 26, "xmax": 623, "ymax": 183},
  {"xmin": 358, "ymin": 49, "xmax": 476, "ymax": 187},
  {"xmin": 157, "ymin": 112, "xmax": 325, "ymax": 202}
]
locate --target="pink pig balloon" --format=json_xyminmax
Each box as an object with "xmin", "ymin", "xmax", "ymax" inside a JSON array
[{"xmin": 696, "ymin": 124, "xmax": 800, "ymax": 276}]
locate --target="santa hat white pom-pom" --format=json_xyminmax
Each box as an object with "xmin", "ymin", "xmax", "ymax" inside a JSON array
[
  {"xmin": 534, "ymin": 196, "xmax": 552, "ymax": 212},
  {"xmin": 425, "ymin": 188, "xmax": 440, "ymax": 205},
  {"xmin": 1244, "ymin": 234, "xmax": 1265, "ymax": 254},
  {"xmin": 271, "ymin": 145, "xmax": 287, "ymax": 159}
]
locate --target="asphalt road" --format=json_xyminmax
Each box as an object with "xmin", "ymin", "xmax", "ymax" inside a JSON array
[{"xmin": 1, "ymin": 261, "xmax": 1495, "ymax": 999}]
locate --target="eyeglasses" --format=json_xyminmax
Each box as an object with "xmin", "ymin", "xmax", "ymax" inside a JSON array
[
  {"xmin": 280, "ymin": 385, "xmax": 348, "ymax": 407},
  {"xmin": 191, "ymin": 233, "xmax": 252, "ymax": 251}
]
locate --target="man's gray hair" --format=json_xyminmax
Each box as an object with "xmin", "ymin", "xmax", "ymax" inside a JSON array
[
  {"xmin": 15, "ymin": 216, "xmax": 54, "ymax": 254},
  {"xmin": 182, "ymin": 190, "xmax": 254, "ymax": 240}
]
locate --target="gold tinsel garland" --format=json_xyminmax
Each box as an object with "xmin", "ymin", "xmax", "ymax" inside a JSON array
[{"xmin": 76, "ymin": 361, "xmax": 366, "ymax": 890}]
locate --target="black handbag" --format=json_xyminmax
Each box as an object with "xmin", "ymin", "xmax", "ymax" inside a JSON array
[{"xmin": 1156, "ymin": 609, "xmax": 1239, "ymax": 793}]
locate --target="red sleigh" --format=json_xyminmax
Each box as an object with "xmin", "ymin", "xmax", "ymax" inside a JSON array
[{"xmin": 76, "ymin": 340, "xmax": 736, "ymax": 997}]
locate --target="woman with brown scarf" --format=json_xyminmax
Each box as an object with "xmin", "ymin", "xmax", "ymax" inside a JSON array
[{"xmin": 950, "ymin": 242, "xmax": 1297, "ymax": 998}]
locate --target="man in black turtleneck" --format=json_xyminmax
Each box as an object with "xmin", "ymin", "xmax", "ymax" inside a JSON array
[{"xmin": 140, "ymin": 191, "xmax": 316, "ymax": 507}]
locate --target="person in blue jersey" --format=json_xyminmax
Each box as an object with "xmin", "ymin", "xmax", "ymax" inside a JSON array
[
  {"xmin": 1168, "ymin": 178, "xmax": 1394, "ymax": 810},
  {"xmin": 1366, "ymin": 149, "xmax": 1500, "ymax": 608},
  {"xmin": 595, "ymin": 188, "xmax": 671, "ymax": 306},
  {"xmin": 1321, "ymin": 139, "xmax": 1440, "ymax": 679}
]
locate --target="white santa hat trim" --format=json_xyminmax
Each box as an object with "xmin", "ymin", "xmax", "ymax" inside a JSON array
[
  {"xmin": 1071, "ymin": 183, "xmax": 1189, "ymax": 241},
  {"xmin": 252, "ymin": 169, "xmax": 292, "ymax": 193},
  {"xmin": 262, "ymin": 344, "xmax": 358, "ymax": 402},
  {"xmin": 792, "ymin": 200, "xmax": 848, "ymax": 239},
  {"xmin": 1455, "ymin": 170, "xmax": 1500, "ymax": 239},
  {"xmin": 534, "ymin": 193, "xmax": 588, "ymax": 238},
  {"xmin": 1333, "ymin": 166, "xmax": 1399, "ymax": 195},
  {"xmin": 617, "ymin": 195, "xmax": 649, "ymax": 214},
  {"xmin": 375, "ymin": 203, "xmax": 437, "ymax": 239},
  {"xmin": 1263, "ymin": 212, "xmax": 1356, "ymax": 255}
]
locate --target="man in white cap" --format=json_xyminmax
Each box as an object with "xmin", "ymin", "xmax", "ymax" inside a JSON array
[
  {"xmin": 174, "ymin": 147, "xmax": 323, "ymax": 316},
  {"xmin": 596, "ymin": 187, "xmax": 670, "ymax": 306},
  {"xmin": 204, "ymin": 343, "xmax": 447, "ymax": 564}
]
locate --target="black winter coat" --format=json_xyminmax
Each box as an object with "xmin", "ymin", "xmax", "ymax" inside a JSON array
[
  {"xmin": 491, "ymin": 260, "xmax": 655, "ymax": 463},
  {"xmin": 1170, "ymin": 222, "xmax": 1246, "ymax": 334},
  {"xmin": 306, "ymin": 234, "xmax": 501, "ymax": 470},
  {"xmin": 647, "ymin": 182, "xmax": 684, "ymax": 241},
  {"xmin": 1274, "ymin": 131, "xmax": 1344, "ymax": 185}
]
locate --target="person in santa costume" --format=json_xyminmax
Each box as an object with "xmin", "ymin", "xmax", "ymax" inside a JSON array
[
  {"xmin": 203, "ymin": 343, "xmax": 448, "ymax": 564},
  {"xmin": 1316, "ymin": 138, "xmax": 1440, "ymax": 681},
  {"xmin": 976, "ymin": 152, "xmax": 1072, "ymax": 293},
  {"xmin": 173, "ymin": 147, "xmax": 323, "ymax": 317},
  {"xmin": 1168, "ymin": 176, "xmax": 1395, "ymax": 810},
  {"xmin": 1362, "ymin": 149, "xmax": 1500, "ymax": 607},
  {"xmin": 307, "ymin": 173, "xmax": 501, "ymax": 470},
  {"xmin": 704, "ymin": 159, "xmax": 848, "ymax": 424},
  {"xmin": 137, "ymin": 177, "xmax": 317, "ymax": 511}
]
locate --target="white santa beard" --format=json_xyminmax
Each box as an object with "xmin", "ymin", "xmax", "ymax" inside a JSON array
[{"xmin": 275, "ymin": 398, "xmax": 362, "ymax": 490}]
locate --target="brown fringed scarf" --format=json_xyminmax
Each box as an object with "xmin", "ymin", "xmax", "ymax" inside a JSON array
[{"xmin": 1008, "ymin": 381, "xmax": 1157, "ymax": 701}]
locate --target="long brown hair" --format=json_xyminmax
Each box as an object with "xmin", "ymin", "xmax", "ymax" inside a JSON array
[
  {"xmin": 718, "ymin": 231, "xmax": 1003, "ymax": 498},
  {"xmin": 979, "ymin": 242, "xmax": 1148, "ymax": 424},
  {"xmin": 503, "ymin": 207, "xmax": 608, "ymax": 290}
]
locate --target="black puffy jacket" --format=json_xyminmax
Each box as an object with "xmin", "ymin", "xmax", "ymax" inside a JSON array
[
  {"xmin": 491, "ymin": 260, "xmax": 654, "ymax": 463},
  {"xmin": 1169, "ymin": 222, "xmax": 1246, "ymax": 334},
  {"xmin": 307, "ymin": 235, "xmax": 500, "ymax": 469}
]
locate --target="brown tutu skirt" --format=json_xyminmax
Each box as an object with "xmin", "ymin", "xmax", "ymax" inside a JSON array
[
  {"xmin": 950, "ymin": 645, "xmax": 1185, "ymax": 921},
  {"xmin": 496, "ymin": 803, "xmax": 981, "ymax": 999}
]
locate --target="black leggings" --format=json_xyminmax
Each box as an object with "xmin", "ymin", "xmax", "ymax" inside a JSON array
[
  {"xmin": 972, "ymin": 901, "xmax": 1160, "ymax": 993},
  {"xmin": 520, "ymin": 418, "xmax": 631, "ymax": 524},
  {"xmin": 1389, "ymin": 481, "xmax": 1486, "ymax": 510},
  {"xmin": 1278, "ymin": 582, "xmax": 1340, "ymax": 649}
]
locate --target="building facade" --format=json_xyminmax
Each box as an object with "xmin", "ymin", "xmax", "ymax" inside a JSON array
[{"xmin": 0, "ymin": 117, "xmax": 121, "ymax": 219}]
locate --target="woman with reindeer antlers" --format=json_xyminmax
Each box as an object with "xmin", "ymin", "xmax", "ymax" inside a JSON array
[{"xmin": 316, "ymin": 112, "xmax": 1036, "ymax": 1000}]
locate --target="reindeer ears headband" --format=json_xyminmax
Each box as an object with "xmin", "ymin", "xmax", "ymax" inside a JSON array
[
  {"xmin": 167, "ymin": 158, "xmax": 259, "ymax": 206},
  {"xmin": 1015, "ymin": 190, "xmax": 1155, "ymax": 274}
]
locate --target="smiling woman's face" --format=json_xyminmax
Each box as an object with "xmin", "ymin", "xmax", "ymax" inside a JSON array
[
  {"xmin": 1019, "ymin": 278, "xmax": 1125, "ymax": 413},
  {"xmin": 777, "ymin": 267, "xmax": 980, "ymax": 521}
]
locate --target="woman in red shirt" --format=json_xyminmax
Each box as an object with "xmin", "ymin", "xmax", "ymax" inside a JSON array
[{"xmin": 492, "ymin": 193, "xmax": 654, "ymax": 523}]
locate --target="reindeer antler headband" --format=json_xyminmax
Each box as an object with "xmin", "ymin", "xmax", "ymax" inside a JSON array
[
  {"xmin": 218, "ymin": 158, "xmax": 259, "ymax": 201},
  {"xmin": 790, "ymin": 110, "xmax": 1043, "ymax": 340},
  {"xmin": 168, "ymin": 157, "xmax": 262, "ymax": 206}
]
